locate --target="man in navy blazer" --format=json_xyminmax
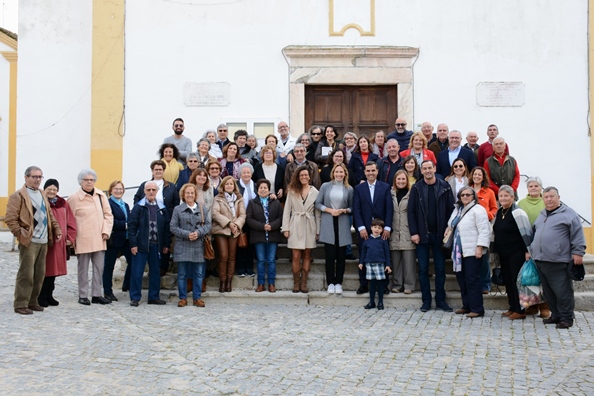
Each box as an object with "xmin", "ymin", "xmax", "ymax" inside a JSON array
[
  {"xmin": 353, "ymin": 161, "xmax": 394, "ymax": 294},
  {"xmin": 436, "ymin": 130, "xmax": 477, "ymax": 179}
]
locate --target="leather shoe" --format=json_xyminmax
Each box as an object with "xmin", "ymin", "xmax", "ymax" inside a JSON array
[
  {"xmin": 377, "ymin": 303, "xmax": 384, "ymax": 310},
  {"xmin": 383, "ymin": 288, "xmax": 390, "ymax": 295},
  {"xmin": 501, "ymin": 310, "xmax": 513, "ymax": 317},
  {"xmin": 364, "ymin": 302, "xmax": 376, "ymax": 309},
  {"xmin": 193, "ymin": 299, "xmax": 205, "ymax": 308},
  {"xmin": 104, "ymin": 293, "xmax": 118, "ymax": 302},
  {"xmin": 256, "ymin": 284, "xmax": 265, "ymax": 292},
  {"xmin": 14, "ymin": 307, "xmax": 33, "ymax": 315},
  {"xmin": 556, "ymin": 321, "xmax": 573, "ymax": 329},
  {"xmin": 466, "ymin": 312, "xmax": 484, "ymax": 318},
  {"xmin": 356, "ymin": 286, "xmax": 369, "ymax": 295},
  {"xmin": 436, "ymin": 303, "xmax": 453, "ymax": 312},
  {"xmin": 420, "ymin": 303, "xmax": 431, "ymax": 312},
  {"xmin": 345, "ymin": 253, "xmax": 357, "ymax": 260},
  {"xmin": 177, "ymin": 298, "xmax": 187, "ymax": 307},
  {"xmin": 147, "ymin": 299, "xmax": 166, "ymax": 305},
  {"xmin": 455, "ymin": 308, "xmax": 470, "ymax": 315},
  {"xmin": 28, "ymin": 305, "xmax": 44, "ymax": 312},
  {"xmin": 130, "ymin": 300, "xmax": 139, "ymax": 307},
  {"xmin": 92, "ymin": 296, "xmax": 112, "ymax": 305},
  {"xmin": 78, "ymin": 298, "xmax": 91, "ymax": 306},
  {"xmin": 482, "ymin": 290, "xmax": 489, "ymax": 295},
  {"xmin": 543, "ymin": 317, "xmax": 560, "ymax": 325},
  {"xmin": 508, "ymin": 312, "xmax": 526, "ymax": 320},
  {"xmin": 268, "ymin": 284, "xmax": 276, "ymax": 293}
]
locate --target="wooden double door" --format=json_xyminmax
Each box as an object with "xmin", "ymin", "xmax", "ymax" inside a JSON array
[{"xmin": 304, "ymin": 85, "xmax": 397, "ymax": 138}]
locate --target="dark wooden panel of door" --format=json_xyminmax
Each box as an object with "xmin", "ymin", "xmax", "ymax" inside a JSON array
[{"xmin": 305, "ymin": 85, "xmax": 397, "ymax": 138}]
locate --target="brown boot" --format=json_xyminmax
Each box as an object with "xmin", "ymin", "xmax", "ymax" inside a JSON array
[
  {"xmin": 300, "ymin": 250, "xmax": 311, "ymax": 294},
  {"xmin": 202, "ymin": 278, "xmax": 207, "ymax": 293},
  {"xmin": 291, "ymin": 250, "xmax": 302, "ymax": 293},
  {"xmin": 292, "ymin": 270, "xmax": 301, "ymax": 293},
  {"xmin": 225, "ymin": 277, "xmax": 233, "ymax": 293},
  {"xmin": 539, "ymin": 302, "xmax": 551, "ymax": 319},
  {"xmin": 219, "ymin": 280, "xmax": 225, "ymax": 293}
]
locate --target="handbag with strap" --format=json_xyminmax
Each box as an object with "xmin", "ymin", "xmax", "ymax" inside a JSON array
[
  {"xmin": 199, "ymin": 203, "xmax": 215, "ymax": 260},
  {"xmin": 238, "ymin": 232, "xmax": 248, "ymax": 248}
]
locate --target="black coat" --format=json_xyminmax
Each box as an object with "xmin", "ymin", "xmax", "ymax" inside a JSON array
[
  {"xmin": 252, "ymin": 163, "xmax": 285, "ymax": 194},
  {"xmin": 407, "ymin": 178, "xmax": 455, "ymax": 243},
  {"xmin": 246, "ymin": 197, "xmax": 283, "ymax": 244},
  {"xmin": 107, "ymin": 198, "xmax": 130, "ymax": 249}
]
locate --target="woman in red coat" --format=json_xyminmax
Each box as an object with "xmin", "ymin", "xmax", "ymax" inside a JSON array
[{"xmin": 39, "ymin": 179, "xmax": 77, "ymax": 307}]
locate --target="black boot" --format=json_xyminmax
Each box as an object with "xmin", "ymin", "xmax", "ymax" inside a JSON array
[
  {"xmin": 47, "ymin": 276, "xmax": 59, "ymax": 306},
  {"xmin": 38, "ymin": 277, "xmax": 51, "ymax": 307}
]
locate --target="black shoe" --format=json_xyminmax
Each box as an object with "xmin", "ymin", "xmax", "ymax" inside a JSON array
[
  {"xmin": 420, "ymin": 303, "xmax": 431, "ymax": 312},
  {"xmin": 356, "ymin": 287, "xmax": 369, "ymax": 295},
  {"xmin": 364, "ymin": 303, "xmax": 376, "ymax": 309},
  {"xmin": 384, "ymin": 288, "xmax": 390, "ymax": 295},
  {"xmin": 130, "ymin": 300, "xmax": 139, "ymax": 307},
  {"xmin": 104, "ymin": 293, "xmax": 118, "ymax": 302},
  {"xmin": 148, "ymin": 299, "xmax": 166, "ymax": 305},
  {"xmin": 436, "ymin": 303, "xmax": 453, "ymax": 312},
  {"xmin": 91, "ymin": 296, "xmax": 112, "ymax": 305},
  {"xmin": 556, "ymin": 321, "xmax": 573, "ymax": 329},
  {"xmin": 345, "ymin": 254, "xmax": 357, "ymax": 260},
  {"xmin": 543, "ymin": 317, "xmax": 560, "ymax": 325},
  {"xmin": 377, "ymin": 303, "xmax": 384, "ymax": 310},
  {"xmin": 47, "ymin": 296, "xmax": 59, "ymax": 306},
  {"xmin": 122, "ymin": 287, "xmax": 129, "ymax": 292},
  {"xmin": 78, "ymin": 298, "xmax": 91, "ymax": 306},
  {"xmin": 38, "ymin": 298, "xmax": 49, "ymax": 308}
]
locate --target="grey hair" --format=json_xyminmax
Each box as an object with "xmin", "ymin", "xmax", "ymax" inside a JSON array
[
  {"xmin": 217, "ymin": 123, "xmax": 227, "ymax": 130},
  {"xmin": 343, "ymin": 132, "xmax": 357, "ymax": 141},
  {"xmin": 77, "ymin": 168, "xmax": 97, "ymax": 185},
  {"xmin": 449, "ymin": 129, "xmax": 462, "ymax": 137},
  {"xmin": 197, "ymin": 138, "xmax": 211, "ymax": 150},
  {"xmin": 525, "ymin": 176, "xmax": 543, "ymax": 188},
  {"xmin": 493, "ymin": 136, "xmax": 505, "ymax": 144},
  {"xmin": 24, "ymin": 166, "xmax": 42, "ymax": 177},
  {"xmin": 543, "ymin": 186, "xmax": 559, "ymax": 196},
  {"xmin": 247, "ymin": 134, "xmax": 259, "ymax": 148},
  {"xmin": 203, "ymin": 129, "xmax": 216, "ymax": 138},
  {"xmin": 297, "ymin": 133, "xmax": 311, "ymax": 143},
  {"xmin": 457, "ymin": 186, "xmax": 477, "ymax": 204},
  {"xmin": 186, "ymin": 152, "xmax": 199, "ymax": 161},
  {"xmin": 238, "ymin": 162, "xmax": 254, "ymax": 174},
  {"xmin": 498, "ymin": 185, "xmax": 515, "ymax": 197},
  {"xmin": 308, "ymin": 125, "xmax": 322, "ymax": 135},
  {"xmin": 145, "ymin": 180, "xmax": 159, "ymax": 191},
  {"xmin": 294, "ymin": 143, "xmax": 305, "ymax": 151}
]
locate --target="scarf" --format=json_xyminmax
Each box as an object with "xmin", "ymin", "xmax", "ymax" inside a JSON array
[
  {"xmin": 260, "ymin": 197, "xmax": 269, "ymax": 241},
  {"xmin": 225, "ymin": 192, "xmax": 237, "ymax": 217}
]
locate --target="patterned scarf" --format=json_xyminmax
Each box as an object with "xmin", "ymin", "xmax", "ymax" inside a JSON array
[{"xmin": 260, "ymin": 197, "xmax": 269, "ymax": 241}]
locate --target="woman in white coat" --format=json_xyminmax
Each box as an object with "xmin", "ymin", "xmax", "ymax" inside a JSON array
[
  {"xmin": 446, "ymin": 186, "xmax": 490, "ymax": 318},
  {"xmin": 282, "ymin": 166, "xmax": 320, "ymax": 293}
]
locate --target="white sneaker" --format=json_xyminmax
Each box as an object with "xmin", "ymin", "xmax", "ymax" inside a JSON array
[
  {"xmin": 327, "ymin": 284, "xmax": 335, "ymax": 294},
  {"xmin": 335, "ymin": 284, "xmax": 343, "ymax": 294}
]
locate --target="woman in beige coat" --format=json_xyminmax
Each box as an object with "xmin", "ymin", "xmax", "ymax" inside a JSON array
[
  {"xmin": 67, "ymin": 169, "xmax": 113, "ymax": 306},
  {"xmin": 389, "ymin": 170, "xmax": 416, "ymax": 294},
  {"xmin": 212, "ymin": 176, "xmax": 246, "ymax": 292},
  {"xmin": 282, "ymin": 166, "xmax": 320, "ymax": 293}
]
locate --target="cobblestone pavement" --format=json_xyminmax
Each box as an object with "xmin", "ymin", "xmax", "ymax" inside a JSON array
[{"xmin": 1, "ymin": 240, "xmax": 594, "ymax": 395}]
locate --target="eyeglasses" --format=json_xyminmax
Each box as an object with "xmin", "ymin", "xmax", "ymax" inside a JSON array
[
  {"xmin": 83, "ymin": 178, "xmax": 96, "ymax": 182},
  {"xmin": 187, "ymin": 160, "xmax": 199, "ymax": 163},
  {"xmin": 459, "ymin": 193, "xmax": 473, "ymax": 197},
  {"xmin": 395, "ymin": 123, "xmax": 406, "ymax": 127},
  {"xmin": 300, "ymin": 139, "xmax": 310, "ymax": 143},
  {"xmin": 28, "ymin": 175, "xmax": 44, "ymax": 180},
  {"xmin": 453, "ymin": 165, "xmax": 465, "ymax": 169},
  {"xmin": 218, "ymin": 129, "xmax": 228, "ymax": 133},
  {"xmin": 112, "ymin": 188, "xmax": 124, "ymax": 192}
]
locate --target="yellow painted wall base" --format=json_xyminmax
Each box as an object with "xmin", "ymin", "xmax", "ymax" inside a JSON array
[
  {"xmin": 91, "ymin": 150, "xmax": 124, "ymax": 191},
  {"xmin": 0, "ymin": 196, "xmax": 8, "ymax": 219},
  {"xmin": 584, "ymin": 227, "xmax": 592, "ymax": 254}
]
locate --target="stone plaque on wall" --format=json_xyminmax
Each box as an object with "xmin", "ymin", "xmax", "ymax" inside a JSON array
[
  {"xmin": 476, "ymin": 82, "xmax": 524, "ymax": 107},
  {"xmin": 184, "ymin": 82, "xmax": 230, "ymax": 106}
]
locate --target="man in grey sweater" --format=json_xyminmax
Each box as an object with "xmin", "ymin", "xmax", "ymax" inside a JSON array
[
  {"xmin": 531, "ymin": 187, "xmax": 586, "ymax": 329},
  {"xmin": 163, "ymin": 117, "xmax": 192, "ymax": 165}
]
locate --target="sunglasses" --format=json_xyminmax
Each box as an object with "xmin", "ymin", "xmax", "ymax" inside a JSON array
[
  {"xmin": 395, "ymin": 123, "xmax": 406, "ymax": 127},
  {"xmin": 174, "ymin": 124, "xmax": 184, "ymax": 128},
  {"xmin": 459, "ymin": 193, "xmax": 473, "ymax": 197},
  {"xmin": 453, "ymin": 165, "xmax": 465, "ymax": 169}
]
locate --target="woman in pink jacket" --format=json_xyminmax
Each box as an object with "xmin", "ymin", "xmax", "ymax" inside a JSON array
[{"xmin": 67, "ymin": 169, "xmax": 113, "ymax": 306}]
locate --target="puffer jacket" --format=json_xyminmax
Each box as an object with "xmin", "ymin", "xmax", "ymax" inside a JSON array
[
  {"xmin": 447, "ymin": 202, "xmax": 490, "ymax": 258},
  {"xmin": 211, "ymin": 193, "xmax": 246, "ymax": 236},
  {"xmin": 389, "ymin": 189, "xmax": 415, "ymax": 251}
]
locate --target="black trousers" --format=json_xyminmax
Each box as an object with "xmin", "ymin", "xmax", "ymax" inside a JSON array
[
  {"xmin": 536, "ymin": 260, "xmax": 575, "ymax": 322},
  {"xmin": 499, "ymin": 249, "xmax": 525, "ymax": 313},
  {"xmin": 325, "ymin": 218, "xmax": 346, "ymax": 285}
]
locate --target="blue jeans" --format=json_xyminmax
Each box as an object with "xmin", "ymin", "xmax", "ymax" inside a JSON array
[
  {"xmin": 254, "ymin": 242, "xmax": 277, "ymax": 285},
  {"xmin": 103, "ymin": 241, "xmax": 132, "ymax": 294},
  {"xmin": 479, "ymin": 249, "xmax": 491, "ymax": 292},
  {"xmin": 177, "ymin": 261, "xmax": 206, "ymax": 300},
  {"xmin": 130, "ymin": 243, "xmax": 161, "ymax": 301},
  {"xmin": 415, "ymin": 233, "xmax": 446, "ymax": 305}
]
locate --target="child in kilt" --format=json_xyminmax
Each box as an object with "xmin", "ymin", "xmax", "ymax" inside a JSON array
[{"xmin": 358, "ymin": 219, "xmax": 392, "ymax": 310}]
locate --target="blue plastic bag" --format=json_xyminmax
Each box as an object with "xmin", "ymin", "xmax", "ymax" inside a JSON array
[{"xmin": 520, "ymin": 258, "xmax": 540, "ymax": 286}]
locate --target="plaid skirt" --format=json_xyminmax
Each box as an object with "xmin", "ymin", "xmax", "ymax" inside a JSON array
[{"xmin": 365, "ymin": 262, "xmax": 386, "ymax": 280}]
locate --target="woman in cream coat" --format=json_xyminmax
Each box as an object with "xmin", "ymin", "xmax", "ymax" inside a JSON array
[
  {"xmin": 389, "ymin": 170, "xmax": 416, "ymax": 294},
  {"xmin": 447, "ymin": 186, "xmax": 490, "ymax": 318},
  {"xmin": 282, "ymin": 166, "xmax": 320, "ymax": 293},
  {"xmin": 212, "ymin": 176, "xmax": 246, "ymax": 292}
]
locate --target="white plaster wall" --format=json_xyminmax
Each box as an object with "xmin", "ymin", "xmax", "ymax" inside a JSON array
[
  {"xmin": 17, "ymin": 0, "xmax": 92, "ymax": 196},
  {"xmin": 0, "ymin": 46, "xmax": 11, "ymax": 197}
]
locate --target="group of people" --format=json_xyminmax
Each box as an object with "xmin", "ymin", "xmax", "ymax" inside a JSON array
[{"xmin": 5, "ymin": 118, "xmax": 586, "ymax": 329}]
